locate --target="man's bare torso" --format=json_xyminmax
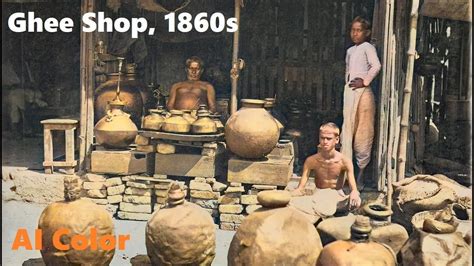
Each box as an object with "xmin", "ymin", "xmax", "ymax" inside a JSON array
[
  {"xmin": 307, "ymin": 152, "xmax": 347, "ymax": 190},
  {"xmin": 173, "ymin": 80, "xmax": 210, "ymax": 110}
]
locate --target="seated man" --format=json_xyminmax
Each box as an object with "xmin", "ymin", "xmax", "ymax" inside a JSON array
[
  {"xmin": 166, "ymin": 56, "xmax": 216, "ymax": 113},
  {"xmin": 289, "ymin": 122, "xmax": 362, "ymax": 224}
]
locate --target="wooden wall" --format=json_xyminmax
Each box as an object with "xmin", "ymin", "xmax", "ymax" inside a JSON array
[{"xmin": 237, "ymin": 0, "xmax": 376, "ymax": 174}]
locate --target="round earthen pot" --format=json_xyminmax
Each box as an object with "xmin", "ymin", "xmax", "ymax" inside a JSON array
[
  {"xmin": 142, "ymin": 108, "xmax": 165, "ymax": 131},
  {"xmin": 94, "ymin": 98, "xmax": 138, "ymax": 149},
  {"xmin": 162, "ymin": 110, "xmax": 191, "ymax": 133},
  {"xmin": 317, "ymin": 215, "xmax": 396, "ymax": 266},
  {"xmin": 38, "ymin": 177, "xmax": 115, "ymax": 266},
  {"xmin": 228, "ymin": 190, "xmax": 323, "ymax": 265},
  {"xmin": 146, "ymin": 183, "xmax": 216, "ymax": 265},
  {"xmin": 191, "ymin": 112, "xmax": 217, "ymax": 134},
  {"xmin": 225, "ymin": 101, "xmax": 280, "ymax": 159},
  {"xmin": 363, "ymin": 202, "xmax": 409, "ymax": 254}
]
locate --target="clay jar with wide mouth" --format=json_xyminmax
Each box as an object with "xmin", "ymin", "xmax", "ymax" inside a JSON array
[
  {"xmin": 142, "ymin": 108, "xmax": 165, "ymax": 131},
  {"xmin": 225, "ymin": 99, "xmax": 280, "ymax": 159},
  {"xmin": 162, "ymin": 110, "xmax": 191, "ymax": 133},
  {"xmin": 192, "ymin": 111, "xmax": 217, "ymax": 134},
  {"xmin": 94, "ymin": 99, "xmax": 138, "ymax": 149}
]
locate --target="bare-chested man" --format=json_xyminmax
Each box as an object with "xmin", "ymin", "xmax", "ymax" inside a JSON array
[
  {"xmin": 289, "ymin": 122, "xmax": 362, "ymax": 224},
  {"xmin": 166, "ymin": 56, "xmax": 216, "ymax": 113}
]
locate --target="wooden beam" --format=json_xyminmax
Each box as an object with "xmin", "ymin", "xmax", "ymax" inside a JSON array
[
  {"xmin": 79, "ymin": 0, "xmax": 96, "ymax": 172},
  {"xmin": 397, "ymin": 0, "xmax": 420, "ymax": 181}
]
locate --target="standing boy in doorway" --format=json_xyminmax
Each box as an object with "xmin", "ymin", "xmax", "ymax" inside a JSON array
[{"xmin": 341, "ymin": 16, "xmax": 381, "ymax": 190}]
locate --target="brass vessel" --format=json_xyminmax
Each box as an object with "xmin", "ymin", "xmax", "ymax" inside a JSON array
[
  {"xmin": 94, "ymin": 98, "xmax": 138, "ymax": 148},
  {"xmin": 142, "ymin": 107, "xmax": 165, "ymax": 131},
  {"xmin": 162, "ymin": 110, "xmax": 191, "ymax": 133},
  {"xmin": 94, "ymin": 65, "xmax": 153, "ymax": 128},
  {"xmin": 94, "ymin": 59, "xmax": 138, "ymax": 148},
  {"xmin": 192, "ymin": 111, "xmax": 217, "ymax": 134}
]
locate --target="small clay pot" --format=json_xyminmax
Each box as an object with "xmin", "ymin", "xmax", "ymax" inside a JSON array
[
  {"xmin": 162, "ymin": 110, "xmax": 191, "ymax": 133},
  {"xmin": 142, "ymin": 109, "xmax": 165, "ymax": 131},
  {"xmin": 191, "ymin": 112, "xmax": 217, "ymax": 134}
]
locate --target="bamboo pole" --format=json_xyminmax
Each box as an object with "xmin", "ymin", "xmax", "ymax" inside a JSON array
[
  {"xmin": 230, "ymin": 0, "xmax": 243, "ymax": 114},
  {"xmin": 79, "ymin": 0, "xmax": 96, "ymax": 172},
  {"xmin": 397, "ymin": 0, "xmax": 420, "ymax": 181}
]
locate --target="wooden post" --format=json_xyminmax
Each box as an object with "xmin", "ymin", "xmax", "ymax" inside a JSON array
[
  {"xmin": 230, "ymin": 0, "xmax": 243, "ymax": 114},
  {"xmin": 397, "ymin": 0, "xmax": 420, "ymax": 181},
  {"xmin": 79, "ymin": 0, "xmax": 96, "ymax": 172}
]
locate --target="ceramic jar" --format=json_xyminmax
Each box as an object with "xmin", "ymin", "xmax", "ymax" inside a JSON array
[
  {"xmin": 162, "ymin": 110, "xmax": 191, "ymax": 133},
  {"xmin": 142, "ymin": 108, "xmax": 165, "ymax": 131},
  {"xmin": 225, "ymin": 99, "xmax": 280, "ymax": 159},
  {"xmin": 94, "ymin": 98, "xmax": 138, "ymax": 149},
  {"xmin": 191, "ymin": 112, "xmax": 217, "ymax": 134},
  {"xmin": 228, "ymin": 190, "xmax": 323, "ymax": 265},
  {"xmin": 146, "ymin": 183, "xmax": 216, "ymax": 265},
  {"xmin": 363, "ymin": 202, "xmax": 409, "ymax": 254},
  {"xmin": 38, "ymin": 177, "xmax": 115, "ymax": 266},
  {"xmin": 317, "ymin": 215, "xmax": 397, "ymax": 266}
]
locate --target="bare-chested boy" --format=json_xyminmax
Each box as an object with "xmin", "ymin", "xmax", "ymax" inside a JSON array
[
  {"xmin": 166, "ymin": 56, "xmax": 217, "ymax": 113},
  {"xmin": 289, "ymin": 122, "xmax": 362, "ymax": 224}
]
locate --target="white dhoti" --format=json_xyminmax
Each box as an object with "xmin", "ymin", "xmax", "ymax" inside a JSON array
[
  {"xmin": 340, "ymin": 83, "xmax": 375, "ymax": 169},
  {"xmin": 289, "ymin": 188, "xmax": 349, "ymax": 224}
]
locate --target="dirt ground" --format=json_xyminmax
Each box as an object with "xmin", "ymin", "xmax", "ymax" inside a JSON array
[{"xmin": 1, "ymin": 197, "xmax": 235, "ymax": 266}]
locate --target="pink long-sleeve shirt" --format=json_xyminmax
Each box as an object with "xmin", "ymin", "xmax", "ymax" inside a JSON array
[{"xmin": 345, "ymin": 42, "xmax": 382, "ymax": 87}]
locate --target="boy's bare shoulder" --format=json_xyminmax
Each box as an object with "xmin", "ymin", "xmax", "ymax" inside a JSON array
[{"xmin": 305, "ymin": 154, "xmax": 320, "ymax": 164}]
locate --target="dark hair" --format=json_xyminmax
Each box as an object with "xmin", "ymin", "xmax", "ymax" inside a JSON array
[
  {"xmin": 186, "ymin": 56, "xmax": 204, "ymax": 69},
  {"xmin": 352, "ymin": 16, "xmax": 371, "ymax": 31},
  {"xmin": 351, "ymin": 16, "xmax": 372, "ymax": 41}
]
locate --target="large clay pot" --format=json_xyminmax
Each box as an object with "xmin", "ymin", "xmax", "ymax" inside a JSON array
[
  {"xmin": 363, "ymin": 202, "xmax": 409, "ymax": 254},
  {"xmin": 228, "ymin": 190, "xmax": 323, "ymax": 265},
  {"xmin": 317, "ymin": 215, "xmax": 397, "ymax": 266},
  {"xmin": 146, "ymin": 183, "xmax": 216, "ymax": 265},
  {"xmin": 399, "ymin": 209, "xmax": 471, "ymax": 266},
  {"xmin": 95, "ymin": 73, "xmax": 152, "ymax": 128},
  {"xmin": 142, "ymin": 108, "xmax": 165, "ymax": 131},
  {"xmin": 94, "ymin": 98, "xmax": 138, "ymax": 149},
  {"xmin": 225, "ymin": 99, "xmax": 280, "ymax": 159},
  {"xmin": 162, "ymin": 110, "xmax": 191, "ymax": 133},
  {"xmin": 38, "ymin": 176, "xmax": 115, "ymax": 266}
]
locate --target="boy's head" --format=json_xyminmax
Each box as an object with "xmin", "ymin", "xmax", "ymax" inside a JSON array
[
  {"xmin": 318, "ymin": 122, "xmax": 340, "ymax": 151},
  {"xmin": 350, "ymin": 16, "xmax": 371, "ymax": 44}
]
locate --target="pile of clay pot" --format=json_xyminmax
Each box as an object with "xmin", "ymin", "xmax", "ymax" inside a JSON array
[
  {"xmin": 37, "ymin": 173, "xmax": 471, "ymax": 266},
  {"xmin": 142, "ymin": 105, "xmax": 223, "ymax": 135}
]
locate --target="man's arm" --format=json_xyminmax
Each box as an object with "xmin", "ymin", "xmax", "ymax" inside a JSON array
[
  {"xmin": 362, "ymin": 44, "xmax": 382, "ymax": 87},
  {"xmin": 343, "ymin": 157, "xmax": 361, "ymax": 208},
  {"xmin": 206, "ymin": 83, "xmax": 216, "ymax": 113},
  {"xmin": 166, "ymin": 84, "xmax": 178, "ymax": 110}
]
